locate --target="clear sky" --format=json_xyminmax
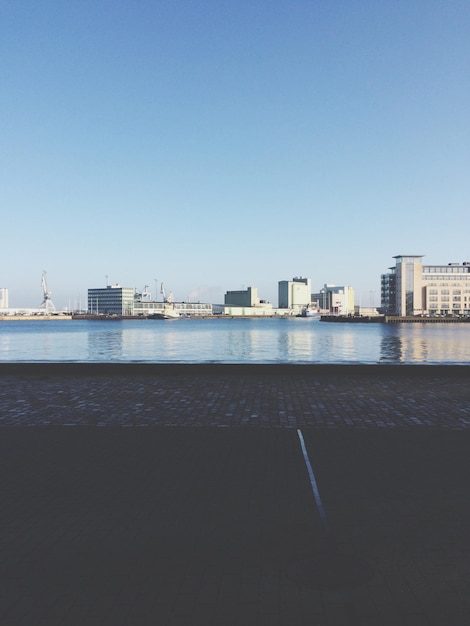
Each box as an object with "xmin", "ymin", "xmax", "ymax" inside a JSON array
[{"xmin": 2, "ymin": 0, "xmax": 469, "ymax": 309}]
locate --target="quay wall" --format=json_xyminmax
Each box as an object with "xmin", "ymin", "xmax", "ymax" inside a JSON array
[
  {"xmin": 1, "ymin": 362, "xmax": 470, "ymax": 379},
  {"xmin": 0, "ymin": 315, "xmax": 72, "ymax": 321},
  {"xmin": 321, "ymin": 315, "xmax": 470, "ymax": 324},
  {"xmin": 385, "ymin": 315, "xmax": 470, "ymax": 323}
]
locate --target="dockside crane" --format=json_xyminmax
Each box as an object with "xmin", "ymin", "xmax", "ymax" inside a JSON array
[
  {"xmin": 160, "ymin": 282, "xmax": 174, "ymax": 304},
  {"xmin": 40, "ymin": 271, "xmax": 56, "ymax": 313},
  {"xmin": 135, "ymin": 285, "xmax": 151, "ymax": 302}
]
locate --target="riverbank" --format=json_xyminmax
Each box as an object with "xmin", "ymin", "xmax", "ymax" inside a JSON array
[{"xmin": 3, "ymin": 313, "xmax": 470, "ymax": 323}]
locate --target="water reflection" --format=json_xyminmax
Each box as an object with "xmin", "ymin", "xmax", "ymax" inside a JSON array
[
  {"xmin": 277, "ymin": 330, "xmax": 290, "ymax": 360},
  {"xmin": 155, "ymin": 328, "xmax": 183, "ymax": 359},
  {"xmin": 378, "ymin": 324, "xmax": 470, "ymax": 364},
  {"xmin": 379, "ymin": 328, "xmax": 404, "ymax": 363},
  {"xmin": 87, "ymin": 326, "xmax": 123, "ymax": 360},
  {"xmin": 1, "ymin": 318, "xmax": 469, "ymax": 363},
  {"xmin": 225, "ymin": 328, "xmax": 253, "ymax": 360}
]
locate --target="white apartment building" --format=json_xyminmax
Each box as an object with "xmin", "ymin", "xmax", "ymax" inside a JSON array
[
  {"xmin": 0, "ymin": 288, "xmax": 8, "ymax": 309},
  {"xmin": 278, "ymin": 277, "xmax": 311, "ymax": 312},
  {"xmin": 381, "ymin": 256, "xmax": 470, "ymax": 316}
]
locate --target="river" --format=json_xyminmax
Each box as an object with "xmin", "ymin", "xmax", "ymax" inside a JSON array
[{"xmin": 1, "ymin": 317, "xmax": 469, "ymax": 363}]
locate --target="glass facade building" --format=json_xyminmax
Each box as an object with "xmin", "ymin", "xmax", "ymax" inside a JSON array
[{"xmin": 88, "ymin": 286, "xmax": 136, "ymax": 315}]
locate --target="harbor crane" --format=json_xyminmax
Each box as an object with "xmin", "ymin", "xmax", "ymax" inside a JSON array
[
  {"xmin": 40, "ymin": 271, "xmax": 56, "ymax": 313},
  {"xmin": 135, "ymin": 285, "xmax": 151, "ymax": 302},
  {"xmin": 160, "ymin": 282, "xmax": 174, "ymax": 304}
]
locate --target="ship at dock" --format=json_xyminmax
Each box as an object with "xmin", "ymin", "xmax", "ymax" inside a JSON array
[{"xmin": 148, "ymin": 283, "xmax": 181, "ymax": 320}]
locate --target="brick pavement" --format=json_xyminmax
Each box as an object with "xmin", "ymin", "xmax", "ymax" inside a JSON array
[
  {"xmin": 0, "ymin": 364, "xmax": 469, "ymax": 626},
  {"xmin": 0, "ymin": 363, "xmax": 469, "ymax": 429}
]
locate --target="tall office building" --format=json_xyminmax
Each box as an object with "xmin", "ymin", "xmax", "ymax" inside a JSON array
[{"xmin": 394, "ymin": 255, "xmax": 424, "ymax": 316}]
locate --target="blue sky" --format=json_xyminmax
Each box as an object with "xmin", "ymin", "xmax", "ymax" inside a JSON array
[{"xmin": 2, "ymin": 0, "xmax": 469, "ymax": 309}]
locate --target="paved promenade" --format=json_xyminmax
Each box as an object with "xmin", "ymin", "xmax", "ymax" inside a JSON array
[{"xmin": 1, "ymin": 364, "xmax": 469, "ymax": 625}]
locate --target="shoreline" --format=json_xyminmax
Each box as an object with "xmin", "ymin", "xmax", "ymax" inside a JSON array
[
  {"xmin": 2, "ymin": 313, "xmax": 470, "ymax": 322},
  {"xmin": 1, "ymin": 361, "xmax": 470, "ymax": 378}
]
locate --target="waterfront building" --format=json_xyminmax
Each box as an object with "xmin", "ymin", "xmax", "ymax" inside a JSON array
[
  {"xmin": 0, "ymin": 288, "xmax": 8, "ymax": 309},
  {"xmin": 354, "ymin": 306, "xmax": 379, "ymax": 316},
  {"xmin": 88, "ymin": 285, "xmax": 136, "ymax": 315},
  {"xmin": 221, "ymin": 286, "xmax": 275, "ymax": 316},
  {"xmin": 133, "ymin": 300, "xmax": 212, "ymax": 316},
  {"xmin": 381, "ymin": 256, "xmax": 470, "ymax": 316},
  {"xmin": 88, "ymin": 285, "xmax": 213, "ymax": 316},
  {"xmin": 380, "ymin": 270, "xmax": 396, "ymax": 315},
  {"xmin": 278, "ymin": 277, "xmax": 311, "ymax": 312},
  {"xmin": 214, "ymin": 303, "xmax": 278, "ymax": 316},
  {"xmin": 312, "ymin": 284, "xmax": 355, "ymax": 315},
  {"xmin": 224, "ymin": 287, "xmax": 260, "ymax": 307}
]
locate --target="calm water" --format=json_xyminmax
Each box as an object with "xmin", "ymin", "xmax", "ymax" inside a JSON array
[{"xmin": 1, "ymin": 318, "xmax": 469, "ymax": 363}]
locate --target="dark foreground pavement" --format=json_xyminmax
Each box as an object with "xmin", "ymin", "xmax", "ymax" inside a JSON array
[{"xmin": 0, "ymin": 364, "xmax": 469, "ymax": 626}]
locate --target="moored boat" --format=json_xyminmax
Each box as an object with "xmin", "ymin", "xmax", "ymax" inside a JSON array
[
  {"xmin": 149, "ymin": 305, "xmax": 180, "ymax": 320},
  {"xmin": 297, "ymin": 304, "xmax": 320, "ymax": 318},
  {"xmin": 148, "ymin": 283, "xmax": 181, "ymax": 319}
]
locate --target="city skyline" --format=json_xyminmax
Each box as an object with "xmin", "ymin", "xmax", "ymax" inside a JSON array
[
  {"xmin": 2, "ymin": 1, "xmax": 469, "ymax": 308},
  {"xmin": 2, "ymin": 271, "xmax": 354, "ymax": 311}
]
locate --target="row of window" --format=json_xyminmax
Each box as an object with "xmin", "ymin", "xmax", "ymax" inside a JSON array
[
  {"xmin": 428, "ymin": 304, "xmax": 470, "ymax": 312},
  {"xmin": 428, "ymin": 296, "xmax": 466, "ymax": 302},
  {"xmin": 425, "ymin": 284, "xmax": 470, "ymax": 289},
  {"xmin": 428, "ymin": 289, "xmax": 466, "ymax": 294},
  {"xmin": 423, "ymin": 275, "xmax": 470, "ymax": 281},
  {"xmin": 423, "ymin": 266, "xmax": 470, "ymax": 274}
]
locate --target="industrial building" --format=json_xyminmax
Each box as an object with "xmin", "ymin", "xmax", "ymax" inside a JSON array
[
  {"xmin": 278, "ymin": 277, "xmax": 311, "ymax": 312},
  {"xmin": 224, "ymin": 287, "xmax": 261, "ymax": 307},
  {"xmin": 221, "ymin": 277, "xmax": 360, "ymax": 317},
  {"xmin": 312, "ymin": 284, "xmax": 355, "ymax": 315},
  {"xmin": 220, "ymin": 286, "xmax": 276, "ymax": 316},
  {"xmin": 381, "ymin": 256, "xmax": 470, "ymax": 316}
]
